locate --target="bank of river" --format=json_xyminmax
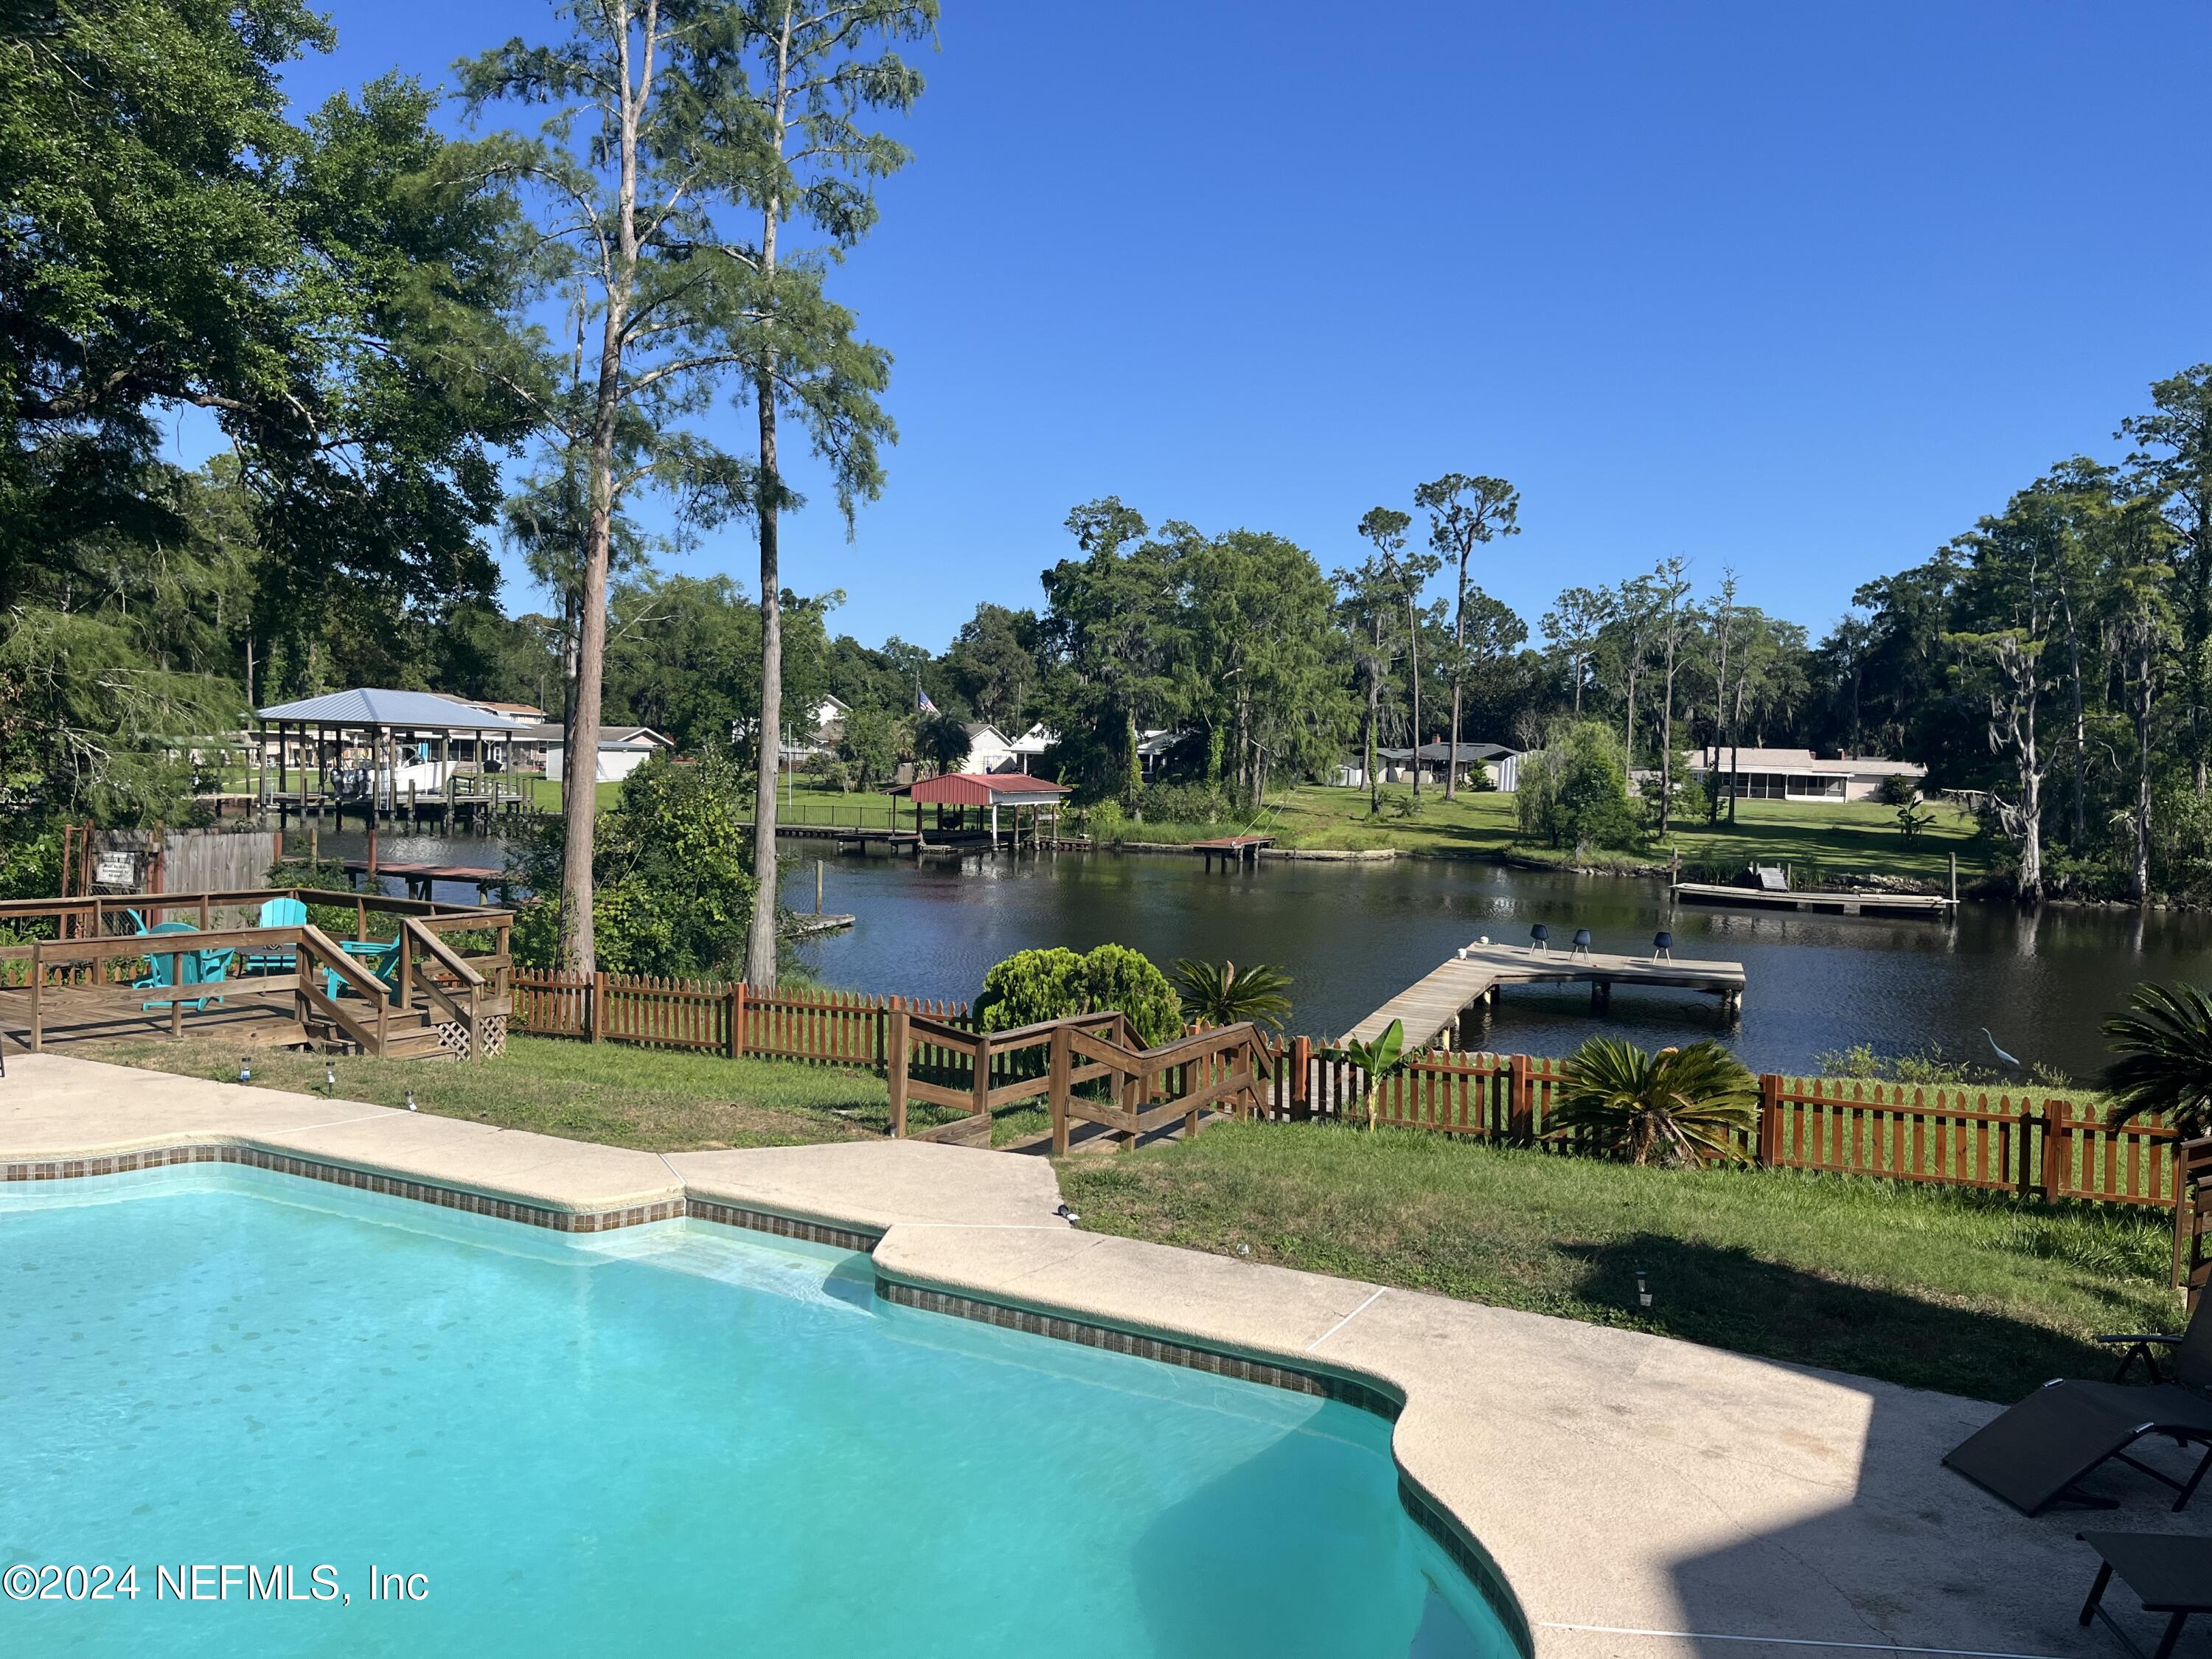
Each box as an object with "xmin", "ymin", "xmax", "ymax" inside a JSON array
[{"xmin": 310, "ymin": 827, "xmax": 2210, "ymax": 1078}]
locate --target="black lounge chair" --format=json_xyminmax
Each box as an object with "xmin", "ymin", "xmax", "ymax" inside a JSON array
[{"xmin": 1943, "ymin": 1299, "xmax": 2212, "ymax": 1515}]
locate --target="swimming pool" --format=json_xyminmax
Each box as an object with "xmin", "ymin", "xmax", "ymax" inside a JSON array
[{"xmin": 0, "ymin": 1166, "xmax": 1514, "ymax": 1656}]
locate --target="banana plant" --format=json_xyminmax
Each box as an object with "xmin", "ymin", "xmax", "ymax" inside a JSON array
[{"xmin": 1342, "ymin": 1018, "xmax": 1406, "ymax": 1132}]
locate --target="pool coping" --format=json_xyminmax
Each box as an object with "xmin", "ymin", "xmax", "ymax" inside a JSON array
[{"xmin": 7, "ymin": 1054, "xmax": 2197, "ymax": 1659}]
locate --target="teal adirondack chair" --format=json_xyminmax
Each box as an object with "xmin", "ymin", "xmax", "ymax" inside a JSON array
[
  {"xmin": 135, "ymin": 921, "xmax": 230, "ymax": 1012},
  {"xmin": 323, "ymin": 937, "xmax": 402, "ymax": 1004},
  {"xmin": 244, "ymin": 897, "xmax": 307, "ymax": 975}
]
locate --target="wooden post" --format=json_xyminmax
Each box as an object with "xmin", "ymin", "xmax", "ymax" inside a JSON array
[
  {"xmin": 396, "ymin": 926, "xmax": 413, "ymax": 1012},
  {"xmin": 27, "ymin": 941, "xmax": 41, "ymax": 1054},
  {"xmin": 198, "ymin": 893, "xmax": 212, "ymax": 928},
  {"xmin": 887, "ymin": 1008, "xmax": 911, "ymax": 1138},
  {"xmin": 2041, "ymin": 1100, "xmax": 2072, "ymax": 1203},
  {"xmin": 367, "ymin": 827, "xmax": 379, "ymax": 878},
  {"xmin": 1509, "ymin": 1052, "xmax": 1534, "ymax": 1141},
  {"xmin": 1290, "ymin": 1034, "xmax": 1311, "ymax": 1121},
  {"xmin": 815, "ymin": 859, "xmax": 824, "ymax": 915},
  {"xmin": 590, "ymin": 970, "xmax": 607, "ymax": 1042},
  {"xmin": 1048, "ymin": 1023, "xmax": 1073, "ymax": 1155},
  {"xmin": 727, "ymin": 982, "xmax": 746, "ymax": 1060},
  {"xmin": 1949, "ymin": 852, "xmax": 1958, "ymax": 904},
  {"xmin": 1758, "ymin": 1074, "xmax": 1782, "ymax": 1166},
  {"xmin": 354, "ymin": 895, "xmax": 366, "ymax": 941},
  {"xmin": 971, "ymin": 1029, "xmax": 992, "ymax": 1140}
]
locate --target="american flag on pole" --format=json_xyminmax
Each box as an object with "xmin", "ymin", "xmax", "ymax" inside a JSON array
[{"xmin": 917, "ymin": 685, "xmax": 938, "ymax": 714}]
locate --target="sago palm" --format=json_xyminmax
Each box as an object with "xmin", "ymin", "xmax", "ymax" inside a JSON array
[
  {"xmin": 1172, "ymin": 959, "xmax": 1292, "ymax": 1032},
  {"xmin": 2102, "ymin": 981, "xmax": 2212, "ymax": 1139},
  {"xmin": 1549, "ymin": 1037, "xmax": 1759, "ymax": 1167}
]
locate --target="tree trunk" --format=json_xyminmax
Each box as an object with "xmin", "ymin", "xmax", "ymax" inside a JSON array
[
  {"xmin": 744, "ymin": 366, "xmax": 782, "ymax": 984},
  {"xmin": 1364, "ymin": 619, "xmax": 1381, "ymax": 815},
  {"xmin": 2064, "ymin": 600, "xmax": 2087, "ymax": 846},
  {"xmin": 743, "ymin": 40, "xmax": 793, "ymax": 987},
  {"xmin": 1447, "ymin": 554, "xmax": 1468, "ymax": 801},
  {"xmin": 1405, "ymin": 591, "xmax": 1423, "ymax": 797},
  {"xmin": 1658, "ymin": 637, "xmax": 1678, "ymax": 835}
]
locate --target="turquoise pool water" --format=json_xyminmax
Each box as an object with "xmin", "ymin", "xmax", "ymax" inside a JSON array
[{"xmin": 0, "ymin": 1167, "xmax": 1514, "ymax": 1657}]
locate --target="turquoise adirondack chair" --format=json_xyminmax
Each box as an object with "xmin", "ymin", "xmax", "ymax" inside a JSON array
[
  {"xmin": 323, "ymin": 937, "xmax": 403, "ymax": 1004},
  {"xmin": 244, "ymin": 897, "xmax": 308, "ymax": 975},
  {"xmin": 135, "ymin": 921, "xmax": 231, "ymax": 1012}
]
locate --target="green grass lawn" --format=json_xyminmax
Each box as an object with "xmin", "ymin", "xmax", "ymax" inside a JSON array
[
  {"xmin": 1056, "ymin": 1121, "xmax": 2173, "ymax": 1400},
  {"xmin": 84, "ymin": 1033, "xmax": 894, "ymax": 1151},
  {"xmin": 80, "ymin": 1032, "xmax": 2169, "ymax": 1396},
  {"xmin": 1124, "ymin": 784, "xmax": 1989, "ymax": 886}
]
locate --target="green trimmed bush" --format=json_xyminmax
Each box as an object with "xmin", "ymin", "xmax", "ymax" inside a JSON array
[{"xmin": 975, "ymin": 943, "xmax": 1183, "ymax": 1047}]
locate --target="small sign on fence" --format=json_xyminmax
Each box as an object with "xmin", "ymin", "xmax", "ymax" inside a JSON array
[{"xmin": 93, "ymin": 852, "xmax": 138, "ymax": 888}]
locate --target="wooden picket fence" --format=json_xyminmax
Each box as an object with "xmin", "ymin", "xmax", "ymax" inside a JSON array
[
  {"xmin": 1262, "ymin": 1042, "xmax": 2188, "ymax": 1208},
  {"xmin": 512, "ymin": 971, "xmax": 968, "ymax": 1068},
  {"xmin": 509, "ymin": 971, "xmax": 2190, "ymax": 1211}
]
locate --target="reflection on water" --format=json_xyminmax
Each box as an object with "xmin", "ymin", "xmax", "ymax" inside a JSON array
[
  {"xmin": 305, "ymin": 825, "xmax": 2212, "ymax": 1077},
  {"xmin": 779, "ymin": 849, "xmax": 2212, "ymax": 1077}
]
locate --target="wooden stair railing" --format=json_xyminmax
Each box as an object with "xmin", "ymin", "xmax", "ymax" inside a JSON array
[
  {"xmin": 399, "ymin": 918, "xmax": 489, "ymax": 1060},
  {"xmin": 885, "ymin": 1009, "xmax": 1274, "ymax": 1153}
]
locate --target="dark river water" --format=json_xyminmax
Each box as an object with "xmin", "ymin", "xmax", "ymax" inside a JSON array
[{"xmin": 317, "ymin": 829, "xmax": 2212, "ymax": 1078}]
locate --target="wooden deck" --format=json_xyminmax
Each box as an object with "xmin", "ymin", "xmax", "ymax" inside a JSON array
[
  {"xmin": 1343, "ymin": 942, "xmax": 1747, "ymax": 1048},
  {"xmin": 1669, "ymin": 881, "xmax": 1955, "ymax": 917}
]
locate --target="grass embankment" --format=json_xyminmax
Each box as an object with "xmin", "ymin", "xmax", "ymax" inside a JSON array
[
  {"xmin": 1123, "ymin": 785, "xmax": 1989, "ymax": 887},
  {"xmin": 1057, "ymin": 1122, "xmax": 2171, "ymax": 1401},
  {"xmin": 83, "ymin": 1033, "xmax": 892, "ymax": 1152}
]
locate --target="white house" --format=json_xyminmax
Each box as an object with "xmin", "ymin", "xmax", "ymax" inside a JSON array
[
  {"xmin": 1008, "ymin": 722, "xmax": 1057, "ymax": 772},
  {"xmin": 1688, "ymin": 745, "xmax": 1924, "ymax": 804},
  {"xmin": 537, "ymin": 724, "xmax": 673, "ymax": 784},
  {"xmin": 962, "ymin": 723, "xmax": 1018, "ymax": 773},
  {"xmin": 1337, "ymin": 742, "xmax": 1524, "ymax": 792}
]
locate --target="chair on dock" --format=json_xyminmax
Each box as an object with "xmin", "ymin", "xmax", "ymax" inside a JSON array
[
  {"xmin": 322, "ymin": 937, "xmax": 402, "ymax": 1004},
  {"xmin": 1943, "ymin": 1298, "xmax": 2212, "ymax": 1515},
  {"xmin": 1652, "ymin": 931, "xmax": 1674, "ymax": 961},
  {"xmin": 1570, "ymin": 928, "xmax": 1594, "ymax": 960},
  {"xmin": 134, "ymin": 922, "xmax": 230, "ymax": 1013},
  {"xmin": 243, "ymin": 897, "xmax": 307, "ymax": 975},
  {"xmin": 1528, "ymin": 924, "xmax": 1551, "ymax": 953}
]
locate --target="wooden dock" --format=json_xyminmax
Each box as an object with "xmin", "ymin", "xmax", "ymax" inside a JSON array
[
  {"xmin": 1669, "ymin": 881, "xmax": 1955, "ymax": 918},
  {"xmin": 340, "ymin": 860, "xmax": 504, "ymax": 900},
  {"xmin": 1194, "ymin": 834, "xmax": 1273, "ymax": 870},
  {"xmin": 1343, "ymin": 941, "xmax": 1747, "ymax": 1049}
]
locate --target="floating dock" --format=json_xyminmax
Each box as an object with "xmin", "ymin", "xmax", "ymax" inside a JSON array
[
  {"xmin": 1669, "ymin": 881, "xmax": 1954, "ymax": 918},
  {"xmin": 1343, "ymin": 941, "xmax": 1746, "ymax": 1048}
]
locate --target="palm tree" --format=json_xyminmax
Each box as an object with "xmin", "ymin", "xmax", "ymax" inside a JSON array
[
  {"xmin": 1172, "ymin": 959, "xmax": 1293, "ymax": 1032},
  {"xmin": 1549, "ymin": 1037, "xmax": 1758, "ymax": 1166},
  {"xmin": 914, "ymin": 712, "xmax": 972, "ymax": 778},
  {"xmin": 2102, "ymin": 981, "xmax": 2212, "ymax": 1138}
]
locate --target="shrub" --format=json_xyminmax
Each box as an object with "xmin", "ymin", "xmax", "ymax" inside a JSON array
[
  {"xmin": 1172, "ymin": 958, "xmax": 1292, "ymax": 1032},
  {"xmin": 1141, "ymin": 780, "xmax": 1232, "ymax": 824},
  {"xmin": 2103, "ymin": 981, "xmax": 2212, "ymax": 1138},
  {"xmin": 1515, "ymin": 720, "xmax": 1641, "ymax": 852},
  {"xmin": 1548, "ymin": 1037, "xmax": 1759, "ymax": 1166},
  {"xmin": 1877, "ymin": 773, "xmax": 1921, "ymax": 807},
  {"xmin": 975, "ymin": 943, "xmax": 1183, "ymax": 1047},
  {"xmin": 511, "ymin": 753, "xmax": 755, "ymax": 977}
]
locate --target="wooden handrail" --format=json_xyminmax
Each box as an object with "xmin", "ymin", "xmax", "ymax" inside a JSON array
[
  {"xmin": 296, "ymin": 925, "xmax": 392, "ymax": 1004},
  {"xmin": 402, "ymin": 918, "xmax": 486, "ymax": 987}
]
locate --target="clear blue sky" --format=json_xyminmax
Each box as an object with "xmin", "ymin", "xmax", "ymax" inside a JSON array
[{"xmin": 238, "ymin": 0, "xmax": 2212, "ymax": 653}]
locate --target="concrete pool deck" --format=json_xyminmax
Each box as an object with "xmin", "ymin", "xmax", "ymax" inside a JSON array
[{"xmin": 4, "ymin": 1051, "xmax": 2202, "ymax": 1659}]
